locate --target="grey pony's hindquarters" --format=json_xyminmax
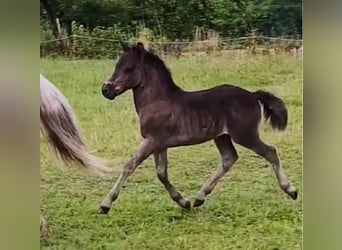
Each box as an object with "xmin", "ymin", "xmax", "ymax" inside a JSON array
[
  {"xmin": 254, "ymin": 90, "xmax": 288, "ymax": 131},
  {"xmin": 40, "ymin": 74, "xmax": 110, "ymax": 175}
]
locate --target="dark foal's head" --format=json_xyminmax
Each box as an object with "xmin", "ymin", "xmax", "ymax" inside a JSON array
[{"xmin": 102, "ymin": 42, "xmax": 147, "ymax": 100}]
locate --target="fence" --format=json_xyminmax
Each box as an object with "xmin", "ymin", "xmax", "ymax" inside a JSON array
[{"xmin": 40, "ymin": 34, "xmax": 303, "ymax": 59}]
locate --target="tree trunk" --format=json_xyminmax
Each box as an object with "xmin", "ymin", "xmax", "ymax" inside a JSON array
[{"xmin": 40, "ymin": 0, "xmax": 60, "ymax": 39}]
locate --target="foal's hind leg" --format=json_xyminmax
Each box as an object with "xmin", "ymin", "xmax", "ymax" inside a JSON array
[
  {"xmin": 154, "ymin": 150, "xmax": 191, "ymax": 210},
  {"xmin": 234, "ymin": 134, "xmax": 298, "ymax": 200},
  {"xmin": 194, "ymin": 135, "xmax": 238, "ymax": 207},
  {"xmin": 98, "ymin": 138, "xmax": 154, "ymax": 214}
]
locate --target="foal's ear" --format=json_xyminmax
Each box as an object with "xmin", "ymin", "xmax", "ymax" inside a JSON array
[
  {"xmin": 120, "ymin": 41, "xmax": 130, "ymax": 52},
  {"xmin": 136, "ymin": 42, "xmax": 146, "ymax": 52}
]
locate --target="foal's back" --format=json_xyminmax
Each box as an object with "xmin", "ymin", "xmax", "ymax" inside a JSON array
[{"xmin": 178, "ymin": 84, "xmax": 258, "ymax": 109}]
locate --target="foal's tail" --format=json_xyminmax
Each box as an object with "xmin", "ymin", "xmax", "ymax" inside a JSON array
[
  {"xmin": 254, "ymin": 90, "xmax": 288, "ymax": 131},
  {"xmin": 40, "ymin": 75, "xmax": 110, "ymax": 175}
]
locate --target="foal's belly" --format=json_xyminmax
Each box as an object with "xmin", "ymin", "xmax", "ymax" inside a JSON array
[
  {"xmin": 164, "ymin": 124, "xmax": 229, "ymax": 148},
  {"xmin": 166, "ymin": 136, "xmax": 212, "ymax": 148}
]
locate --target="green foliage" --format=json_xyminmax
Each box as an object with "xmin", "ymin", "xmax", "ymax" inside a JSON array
[
  {"xmin": 40, "ymin": 0, "xmax": 302, "ymax": 58},
  {"xmin": 40, "ymin": 0, "xmax": 302, "ymax": 40},
  {"xmin": 40, "ymin": 22, "xmax": 170, "ymax": 58},
  {"xmin": 71, "ymin": 23, "xmax": 128, "ymax": 59}
]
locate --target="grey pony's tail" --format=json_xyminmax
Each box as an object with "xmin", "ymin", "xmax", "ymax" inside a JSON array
[{"xmin": 40, "ymin": 74, "xmax": 110, "ymax": 175}]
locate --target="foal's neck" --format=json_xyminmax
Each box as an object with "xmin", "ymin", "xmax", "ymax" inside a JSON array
[{"xmin": 132, "ymin": 69, "xmax": 181, "ymax": 113}]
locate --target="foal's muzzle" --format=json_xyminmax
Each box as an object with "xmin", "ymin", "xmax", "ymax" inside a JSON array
[{"xmin": 101, "ymin": 83, "xmax": 116, "ymax": 100}]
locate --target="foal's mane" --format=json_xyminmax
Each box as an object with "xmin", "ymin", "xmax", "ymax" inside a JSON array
[{"xmin": 131, "ymin": 44, "xmax": 181, "ymax": 91}]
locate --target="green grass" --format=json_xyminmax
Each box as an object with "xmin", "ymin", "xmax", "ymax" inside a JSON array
[{"xmin": 40, "ymin": 54, "xmax": 302, "ymax": 250}]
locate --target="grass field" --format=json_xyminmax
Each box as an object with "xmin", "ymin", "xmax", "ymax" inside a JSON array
[{"xmin": 40, "ymin": 54, "xmax": 302, "ymax": 250}]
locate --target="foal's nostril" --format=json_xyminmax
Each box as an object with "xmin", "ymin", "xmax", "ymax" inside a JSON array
[{"xmin": 101, "ymin": 84, "xmax": 110, "ymax": 96}]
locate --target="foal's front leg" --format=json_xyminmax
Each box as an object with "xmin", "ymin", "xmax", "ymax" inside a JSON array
[
  {"xmin": 154, "ymin": 150, "xmax": 191, "ymax": 210},
  {"xmin": 98, "ymin": 138, "xmax": 154, "ymax": 214}
]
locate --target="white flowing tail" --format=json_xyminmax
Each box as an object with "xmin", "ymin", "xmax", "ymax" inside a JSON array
[{"xmin": 40, "ymin": 74, "xmax": 110, "ymax": 175}]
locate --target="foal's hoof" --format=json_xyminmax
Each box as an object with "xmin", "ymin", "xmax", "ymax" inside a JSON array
[
  {"xmin": 193, "ymin": 199, "xmax": 205, "ymax": 208},
  {"xmin": 98, "ymin": 206, "xmax": 111, "ymax": 214},
  {"xmin": 179, "ymin": 198, "xmax": 191, "ymax": 210},
  {"xmin": 288, "ymin": 190, "xmax": 298, "ymax": 200}
]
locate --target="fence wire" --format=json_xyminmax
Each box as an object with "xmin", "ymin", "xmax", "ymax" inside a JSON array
[{"xmin": 40, "ymin": 34, "xmax": 303, "ymax": 59}]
